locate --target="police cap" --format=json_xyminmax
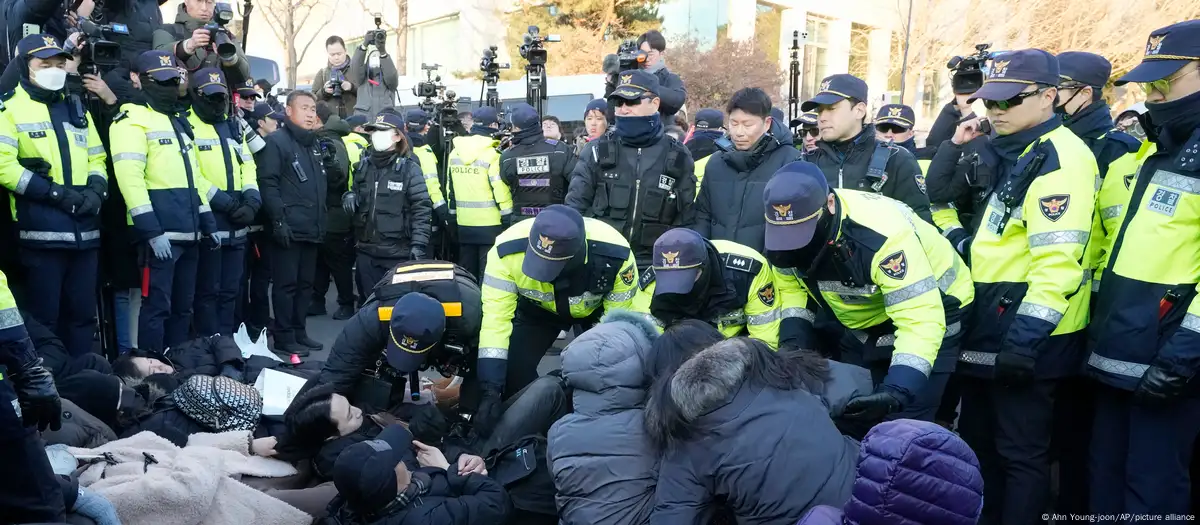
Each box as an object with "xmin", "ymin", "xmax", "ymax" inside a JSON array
[
  {"xmin": 472, "ymin": 106, "xmax": 498, "ymax": 126},
  {"xmin": 404, "ymin": 109, "xmax": 430, "ymax": 129},
  {"xmin": 694, "ymin": 108, "xmax": 724, "ymax": 130},
  {"xmin": 385, "ymin": 292, "xmax": 447, "ymax": 374},
  {"xmin": 134, "ymin": 50, "xmax": 183, "ymax": 82},
  {"xmin": 1117, "ymin": 20, "xmax": 1200, "ymax": 85},
  {"xmin": 763, "ymin": 161, "xmax": 831, "ymax": 251},
  {"xmin": 366, "ymin": 111, "xmax": 405, "ymax": 131},
  {"xmin": 1056, "ymin": 52, "xmax": 1111, "ymax": 89},
  {"xmin": 608, "ymin": 70, "xmax": 661, "ymax": 102},
  {"xmin": 523, "ymin": 205, "xmax": 585, "ymax": 282},
  {"xmin": 875, "ymin": 104, "xmax": 916, "ymax": 129},
  {"xmin": 801, "ymin": 74, "xmax": 868, "ymax": 112},
  {"xmin": 968, "ymin": 49, "xmax": 1059, "ymax": 103},
  {"xmin": 193, "ymin": 68, "xmax": 228, "ymax": 96},
  {"xmin": 508, "ymin": 103, "xmax": 539, "ymax": 130},
  {"xmin": 652, "ymin": 228, "xmax": 708, "ymax": 295},
  {"xmin": 17, "ymin": 34, "xmax": 69, "ymax": 60}
]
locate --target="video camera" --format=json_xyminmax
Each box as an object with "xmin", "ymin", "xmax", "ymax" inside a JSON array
[
  {"xmin": 412, "ymin": 63, "xmax": 459, "ymax": 125},
  {"xmin": 203, "ymin": 2, "xmax": 238, "ymax": 62},
  {"xmin": 413, "ymin": 63, "xmax": 444, "ymax": 102},
  {"xmin": 63, "ymin": 17, "xmax": 128, "ymax": 75},
  {"xmin": 519, "ymin": 25, "xmax": 559, "ymax": 67},
  {"xmin": 366, "ymin": 13, "xmax": 387, "ymax": 50},
  {"xmin": 479, "ymin": 46, "xmax": 509, "ymax": 80},
  {"xmin": 617, "ymin": 39, "xmax": 646, "ymax": 72},
  {"xmin": 947, "ymin": 43, "xmax": 993, "ymax": 94}
]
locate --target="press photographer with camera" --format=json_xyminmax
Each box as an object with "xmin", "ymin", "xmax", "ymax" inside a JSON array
[
  {"xmin": 315, "ymin": 36, "xmax": 356, "ymax": 119},
  {"xmin": 922, "ymin": 44, "xmax": 992, "ymax": 158},
  {"xmin": 349, "ymin": 17, "xmax": 399, "ymax": 119},
  {"xmin": 603, "ymin": 30, "xmax": 686, "ymax": 121},
  {"xmin": 153, "ymin": 0, "xmax": 251, "ymax": 86}
]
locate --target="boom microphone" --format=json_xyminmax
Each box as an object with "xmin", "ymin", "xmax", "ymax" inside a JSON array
[{"xmin": 602, "ymin": 53, "xmax": 620, "ymax": 76}]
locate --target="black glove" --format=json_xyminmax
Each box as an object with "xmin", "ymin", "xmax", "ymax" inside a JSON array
[
  {"xmin": 993, "ymin": 351, "xmax": 1036, "ymax": 385},
  {"xmin": 842, "ymin": 390, "xmax": 902, "ymax": 423},
  {"xmin": 1134, "ymin": 365, "xmax": 1190, "ymax": 405},
  {"xmin": 272, "ymin": 220, "xmax": 291, "ymax": 248},
  {"xmin": 501, "ymin": 214, "xmax": 515, "ymax": 229},
  {"xmin": 13, "ymin": 358, "xmax": 62, "ymax": 432},
  {"xmin": 74, "ymin": 189, "xmax": 102, "ymax": 217},
  {"xmin": 57, "ymin": 188, "xmax": 85, "ymax": 215},
  {"xmin": 229, "ymin": 205, "xmax": 257, "ymax": 225},
  {"xmin": 471, "ymin": 387, "xmax": 504, "ymax": 440},
  {"xmin": 410, "ymin": 244, "xmax": 427, "ymax": 261}
]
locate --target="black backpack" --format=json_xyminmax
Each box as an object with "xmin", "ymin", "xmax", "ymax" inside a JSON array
[{"xmin": 485, "ymin": 435, "xmax": 557, "ymax": 517}]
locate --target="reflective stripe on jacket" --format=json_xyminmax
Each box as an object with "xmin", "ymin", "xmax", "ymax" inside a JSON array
[
  {"xmin": 447, "ymin": 134, "xmax": 510, "ymax": 242},
  {"xmin": 187, "ymin": 113, "xmax": 259, "ymax": 246}
]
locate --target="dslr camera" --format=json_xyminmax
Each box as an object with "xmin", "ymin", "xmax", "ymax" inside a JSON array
[
  {"xmin": 518, "ymin": 25, "xmax": 559, "ymax": 67},
  {"xmin": 203, "ymin": 3, "xmax": 238, "ymax": 62},
  {"xmin": 365, "ymin": 13, "xmax": 387, "ymax": 50},
  {"xmin": 947, "ymin": 43, "xmax": 993, "ymax": 94},
  {"xmin": 617, "ymin": 39, "xmax": 647, "ymax": 72},
  {"xmin": 64, "ymin": 17, "xmax": 127, "ymax": 76}
]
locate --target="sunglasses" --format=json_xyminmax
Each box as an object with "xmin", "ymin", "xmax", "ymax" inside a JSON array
[
  {"xmin": 802, "ymin": 127, "xmax": 819, "ymax": 137},
  {"xmin": 982, "ymin": 88, "xmax": 1048, "ymax": 111},
  {"xmin": 613, "ymin": 97, "xmax": 651, "ymax": 108},
  {"xmin": 875, "ymin": 123, "xmax": 909, "ymax": 134},
  {"xmin": 1141, "ymin": 67, "xmax": 1197, "ymax": 96}
]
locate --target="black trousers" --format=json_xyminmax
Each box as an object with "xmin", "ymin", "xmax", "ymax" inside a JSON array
[
  {"xmin": 959, "ymin": 378, "xmax": 1058, "ymax": 525},
  {"xmin": 458, "ymin": 243, "xmax": 489, "ymax": 283},
  {"xmin": 195, "ymin": 244, "xmax": 246, "ymax": 336},
  {"xmin": 139, "ymin": 242, "xmax": 199, "ymax": 352},
  {"xmin": 355, "ymin": 252, "xmax": 405, "ymax": 300},
  {"xmin": 238, "ymin": 232, "xmax": 272, "ymax": 332},
  {"xmin": 482, "ymin": 375, "xmax": 570, "ymax": 455},
  {"xmin": 0, "ymin": 378, "xmax": 65, "ymax": 523},
  {"xmin": 19, "ymin": 248, "xmax": 99, "ymax": 357},
  {"xmin": 270, "ymin": 242, "xmax": 319, "ymax": 338},
  {"xmin": 312, "ymin": 231, "xmax": 356, "ymax": 310}
]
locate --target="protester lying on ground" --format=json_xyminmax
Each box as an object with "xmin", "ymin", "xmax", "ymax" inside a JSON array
[
  {"xmin": 65, "ymin": 430, "xmax": 309, "ymax": 525},
  {"xmin": 323, "ymin": 423, "xmax": 513, "ymax": 525},
  {"xmin": 42, "ymin": 399, "xmax": 119, "ymax": 448},
  {"xmin": 549, "ymin": 310, "xmax": 672, "ymax": 525},
  {"xmin": 112, "ymin": 334, "xmax": 324, "ymax": 385},
  {"xmin": 645, "ymin": 337, "xmax": 859, "ymax": 523},
  {"xmin": 796, "ymin": 419, "xmax": 984, "ymax": 525}
]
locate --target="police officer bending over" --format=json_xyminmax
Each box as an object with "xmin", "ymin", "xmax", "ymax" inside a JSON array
[
  {"xmin": 478, "ymin": 205, "xmax": 637, "ymax": 429},
  {"xmin": 633, "ymin": 228, "xmax": 781, "ymax": 347},
  {"xmin": 319, "ymin": 261, "xmax": 480, "ymax": 414},
  {"xmin": 802, "ymin": 74, "xmax": 931, "ymax": 224},
  {"xmin": 566, "ymin": 70, "xmax": 694, "ymax": 268},
  {"xmin": 1088, "ymin": 20, "xmax": 1200, "ymax": 517},
  {"xmin": 500, "ymin": 103, "xmax": 576, "ymax": 223},
  {"xmin": 763, "ymin": 162, "xmax": 973, "ymax": 428},
  {"xmin": 0, "ymin": 35, "xmax": 108, "ymax": 356},
  {"xmin": 345, "ymin": 111, "xmax": 433, "ymax": 293},
  {"xmin": 956, "ymin": 49, "xmax": 1096, "ymax": 525}
]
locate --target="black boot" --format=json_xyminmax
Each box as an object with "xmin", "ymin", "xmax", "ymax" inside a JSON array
[
  {"xmin": 273, "ymin": 331, "xmax": 310, "ymax": 357},
  {"xmin": 307, "ymin": 300, "xmax": 327, "ymax": 317},
  {"xmin": 296, "ymin": 333, "xmax": 323, "ymax": 350},
  {"xmin": 332, "ymin": 304, "xmax": 355, "ymax": 321}
]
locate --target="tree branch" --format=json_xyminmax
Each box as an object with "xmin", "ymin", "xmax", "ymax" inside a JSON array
[{"xmin": 297, "ymin": 17, "xmax": 335, "ymax": 65}]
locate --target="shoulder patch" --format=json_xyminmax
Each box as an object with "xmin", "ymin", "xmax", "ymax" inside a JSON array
[
  {"xmin": 496, "ymin": 238, "xmax": 527, "ymax": 258},
  {"xmin": 878, "ymin": 250, "xmax": 908, "ymax": 280},
  {"xmin": 112, "ymin": 110, "xmax": 129, "ymax": 123},
  {"xmin": 723, "ymin": 253, "xmax": 760, "ymax": 274},
  {"xmin": 757, "ymin": 282, "xmax": 776, "ymax": 307},
  {"xmin": 620, "ymin": 265, "xmax": 636, "ymax": 286},
  {"xmin": 915, "ymin": 172, "xmax": 927, "ymax": 194},
  {"xmin": 639, "ymin": 267, "xmax": 656, "ymax": 290},
  {"xmin": 1038, "ymin": 194, "xmax": 1070, "ymax": 222},
  {"xmin": 588, "ymin": 240, "xmax": 631, "ymax": 262}
]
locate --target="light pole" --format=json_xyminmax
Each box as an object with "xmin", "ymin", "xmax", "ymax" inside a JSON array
[{"xmin": 899, "ymin": 0, "xmax": 914, "ymax": 101}]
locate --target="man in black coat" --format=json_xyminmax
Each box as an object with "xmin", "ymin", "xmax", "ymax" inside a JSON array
[
  {"xmin": 257, "ymin": 91, "xmax": 328, "ymax": 357},
  {"xmin": 635, "ymin": 30, "xmax": 686, "ymax": 120}
]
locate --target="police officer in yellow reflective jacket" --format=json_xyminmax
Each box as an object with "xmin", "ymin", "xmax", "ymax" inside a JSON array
[
  {"xmin": 763, "ymin": 162, "xmax": 972, "ymax": 427},
  {"xmin": 112, "ymin": 50, "xmax": 221, "ymax": 352},
  {"xmin": 958, "ymin": 50, "xmax": 1096, "ymax": 525},
  {"xmin": 187, "ymin": 68, "xmax": 260, "ymax": 336},
  {"xmin": 446, "ymin": 106, "xmax": 512, "ymax": 280},
  {"xmin": 0, "ymin": 35, "xmax": 107, "ymax": 356},
  {"xmin": 1088, "ymin": 21, "xmax": 1200, "ymax": 516},
  {"xmin": 478, "ymin": 205, "xmax": 636, "ymax": 427},
  {"xmin": 1054, "ymin": 52, "xmax": 1144, "ymax": 299},
  {"xmin": 632, "ymin": 228, "xmax": 780, "ymax": 347},
  {"xmin": 405, "ymin": 109, "xmax": 450, "ymax": 255}
]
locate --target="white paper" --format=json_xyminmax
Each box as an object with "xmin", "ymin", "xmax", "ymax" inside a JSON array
[
  {"xmin": 255, "ymin": 368, "xmax": 310, "ymax": 416},
  {"xmin": 235, "ymin": 323, "xmax": 282, "ymax": 363}
]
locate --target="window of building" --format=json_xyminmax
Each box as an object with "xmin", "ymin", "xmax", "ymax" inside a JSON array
[
  {"xmin": 754, "ymin": 2, "xmax": 784, "ymax": 63},
  {"xmin": 407, "ymin": 16, "xmax": 460, "ymax": 75},
  {"xmin": 848, "ymin": 23, "xmax": 871, "ymax": 81},
  {"xmin": 801, "ymin": 15, "xmax": 832, "ymax": 102}
]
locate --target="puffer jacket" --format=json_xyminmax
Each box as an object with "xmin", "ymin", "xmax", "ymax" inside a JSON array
[
  {"xmin": 42, "ymin": 399, "xmax": 118, "ymax": 448},
  {"xmin": 795, "ymin": 419, "xmax": 984, "ymax": 525},
  {"xmin": 548, "ymin": 310, "xmax": 661, "ymax": 525},
  {"xmin": 158, "ymin": 334, "xmax": 324, "ymax": 385},
  {"xmin": 691, "ymin": 118, "xmax": 803, "ymax": 253}
]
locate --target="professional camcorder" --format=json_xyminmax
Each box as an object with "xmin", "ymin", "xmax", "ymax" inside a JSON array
[
  {"xmin": 204, "ymin": 2, "xmax": 238, "ymax": 62},
  {"xmin": 366, "ymin": 13, "xmax": 387, "ymax": 50},
  {"xmin": 413, "ymin": 63, "xmax": 445, "ymax": 101},
  {"xmin": 947, "ymin": 43, "xmax": 993, "ymax": 94},
  {"xmin": 480, "ymin": 46, "xmax": 509, "ymax": 78},
  {"xmin": 518, "ymin": 25, "xmax": 558, "ymax": 67},
  {"xmin": 617, "ymin": 39, "xmax": 647, "ymax": 72},
  {"xmin": 64, "ymin": 17, "xmax": 127, "ymax": 75}
]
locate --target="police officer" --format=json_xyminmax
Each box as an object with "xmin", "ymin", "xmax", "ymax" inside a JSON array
[
  {"xmin": 500, "ymin": 103, "xmax": 576, "ymax": 223},
  {"xmin": 446, "ymin": 106, "xmax": 511, "ymax": 280},
  {"xmin": 874, "ymin": 104, "xmax": 918, "ymax": 156},
  {"xmin": 802, "ymin": 74, "xmax": 932, "ymax": 224},
  {"xmin": 112, "ymin": 50, "xmax": 221, "ymax": 352},
  {"xmin": 954, "ymin": 49, "xmax": 1096, "ymax": 525},
  {"xmin": 633, "ymin": 228, "xmax": 780, "ymax": 346},
  {"xmin": 763, "ymin": 162, "xmax": 972, "ymax": 427},
  {"xmin": 345, "ymin": 111, "xmax": 433, "ymax": 293},
  {"xmin": 795, "ymin": 111, "xmax": 819, "ymax": 156},
  {"xmin": 318, "ymin": 261, "xmax": 481, "ymax": 414},
  {"xmin": 0, "ymin": 35, "xmax": 107, "ymax": 356},
  {"xmin": 1087, "ymin": 21, "xmax": 1200, "ymax": 517},
  {"xmin": 405, "ymin": 109, "xmax": 448, "ymax": 224},
  {"xmin": 479, "ymin": 205, "xmax": 637, "ymax": 419},
  {"xmin": 188, "ymin": 68, "xmax": 259, "ymax": 336},
  {"xmin": 310, "ymin": 106, "xmax": 358, "ymax": 319},
  {"xmin": 565, "ymin": 70, "xmax": 695, "ymax": 269},
  {"xmin": 0, "ymin": 268, "xmax": 65, "ymax": 522}
]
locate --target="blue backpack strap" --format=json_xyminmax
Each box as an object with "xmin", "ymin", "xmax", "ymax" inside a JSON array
[{"xmin": 866, "ymin": 141, "xmax": 892, "ymax": 192}]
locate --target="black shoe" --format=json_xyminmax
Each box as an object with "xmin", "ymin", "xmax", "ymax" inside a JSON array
[
  {"xmin": 307, "ymin": 302, "xmax": 327, "ymax": 317},
  {"xmin": 275, "ymin": 343, "xmax": 311, "ymax": 358},
  {"xmin": 332, "ymin": 305, "xmax": 355, "ymax": 320},
  {"xmin": 296, "ymin": 334, "xmax": 323, "ymax": 350}
]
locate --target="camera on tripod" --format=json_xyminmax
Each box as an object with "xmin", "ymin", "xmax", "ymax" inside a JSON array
[
  {"xmin": 413, "ymin": 63, "xmax": 444, "ymax": 100},
  {"xmin": 63, "ymin": 17, "xmax": 127, "ymax": 75},
  {"xmin": 366, "ymin": 13, "xmax": 387, "ymax": 50},
  {"xmin": 203, "ymin": 2, "xmax": 238, "ymax": 62},
  {"xmin": 480, "ymin": 46, "xmax": 510, "ymax": 81},
  {"xmin": 617, "ymin": 39, "xmax": 646, "ymax": 72},
  {"xmin": 519, "ymin": 25, "xmax": 558, "ymax": 67},
  {"xmin": 947, "ymin": 43, "xmax": 993, "ymax": 94}
]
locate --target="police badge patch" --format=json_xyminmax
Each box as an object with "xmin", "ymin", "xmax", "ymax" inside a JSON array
[
  {"xmin": 620, "ymin": 265, "xmax": 636, "ymax": 286},
  {"xmin": 915, "ymin": 173, "xmax": 927, "ymax": 195},
  {"xmin": 878, "ymin": 251, "xmax": 907, "ymax": 280},
  {"xmin": 1039, "ymin": 195, "xmax": 1070, "ymax": 222},
  {"xmin": 757, "ymin": 282, "xmax": 775, "ymax": 307}
]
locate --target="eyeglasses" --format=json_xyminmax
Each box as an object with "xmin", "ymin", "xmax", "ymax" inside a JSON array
[
  {"xmin": 801, "ymin": 127, "xmax": 819, "ymax": 137},
  {"xmin": 1141, "ymin": 66, "xmax": 1197, "ymax": 96},
  {"xmin": 982, "ymin": 88, "xmax": 1048, "ymax": 111},
  {"xmin": 875, "ymin": 123, "xmax": 908, "ymax": 134},
  {"xmin": 613, "ymin": 97, "xmax": 650, "ymax": 108}
]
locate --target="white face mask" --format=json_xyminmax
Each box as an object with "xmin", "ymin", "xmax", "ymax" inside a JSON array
[
  {"xmin": 368, "ymin": 55, "xmax": 381, "ymax": 69},
  {"xmin": 370, "ymin": 130, "xmax": 395, "ymax": 152},
  {"xmin": 32, "ymin": 67, "xmax": 67, "ymax": 91}
]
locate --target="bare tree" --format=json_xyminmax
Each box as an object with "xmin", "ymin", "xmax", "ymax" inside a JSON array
[
  {"xmin": 671, "ymin": 36, "xmax": 786, "ymax": 113},
  {"xmin": 261, "ymin": 0, "xmax": 334, "ymax": 88}
]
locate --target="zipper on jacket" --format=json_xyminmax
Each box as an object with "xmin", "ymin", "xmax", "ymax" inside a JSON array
[
  {"xmin": 628, "ymin": 148, "xmax": 643, "ymax": 239},
  {"xmin": 838, "ymin": 167, "xmax": 844, "ymax": 189},
  {"xmin": 369, "ymin": 180, "xmax": 380, "ymax": 239}
]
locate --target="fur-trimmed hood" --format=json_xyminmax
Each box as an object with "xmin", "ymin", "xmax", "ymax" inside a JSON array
[{"xmin": 560, "ymin": 309, "xmax": 660, "ymax": 415}]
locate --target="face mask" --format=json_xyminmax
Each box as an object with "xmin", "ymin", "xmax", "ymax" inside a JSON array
[
  {"xmin": 370, "ymin": 130, "xmax": 395, "ymax": 152},
  {"xmin": 32, "ymin": 67, "xmax": 67, "ymax": 91},
  {"xmin": 368, "ymin": 55, "xmax": 380, "ymax": 69},
  {"xmin": 614, "ymin": 113, "xmax": 662, "ymax": 143}
]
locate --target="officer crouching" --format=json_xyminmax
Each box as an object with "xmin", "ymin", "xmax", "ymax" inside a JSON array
[{"xmin": 500, "ymin": 103, "xmax": 576, "ymax": 223}]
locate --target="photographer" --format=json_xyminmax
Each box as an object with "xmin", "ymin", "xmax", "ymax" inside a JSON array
[
  {"xmin": 604, "ymin": 30, "xmax": 685, "ymax": 121},
  {"xmin": 152, "ymin": 0, "xmax": 251, "ymax": 86},
  {"xmin": 314, "ymin": 36, "xmax": 356, "ymax": 119},
  {"xmin": 348, "ymin": 28, "xmax": 398, "ymax": 119}
]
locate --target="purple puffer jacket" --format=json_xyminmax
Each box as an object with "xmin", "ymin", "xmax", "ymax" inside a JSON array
[{"xmin": 795, "ymin": 419, "xmax": 983, "ymax": 525}]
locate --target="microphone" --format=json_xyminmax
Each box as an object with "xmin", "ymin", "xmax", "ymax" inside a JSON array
[{"xmin": 602, "ymin": 54, "xmax": 620, "ymax": 76}]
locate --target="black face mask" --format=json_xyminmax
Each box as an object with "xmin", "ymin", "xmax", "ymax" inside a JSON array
[
  {"xmin": 767, "ymin": 210, "xmax": 835, "ymax": 274},
  {"xmin": 142, "ymin": 76, "xmax": 186, "ymax": 113},
  {"xmin": 191, "ymin": 93, "xmax": 228, "ymax": 123},
  {"xmin": 650, "ymin": 266, "xmax": 713, "ymax": 324}
]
